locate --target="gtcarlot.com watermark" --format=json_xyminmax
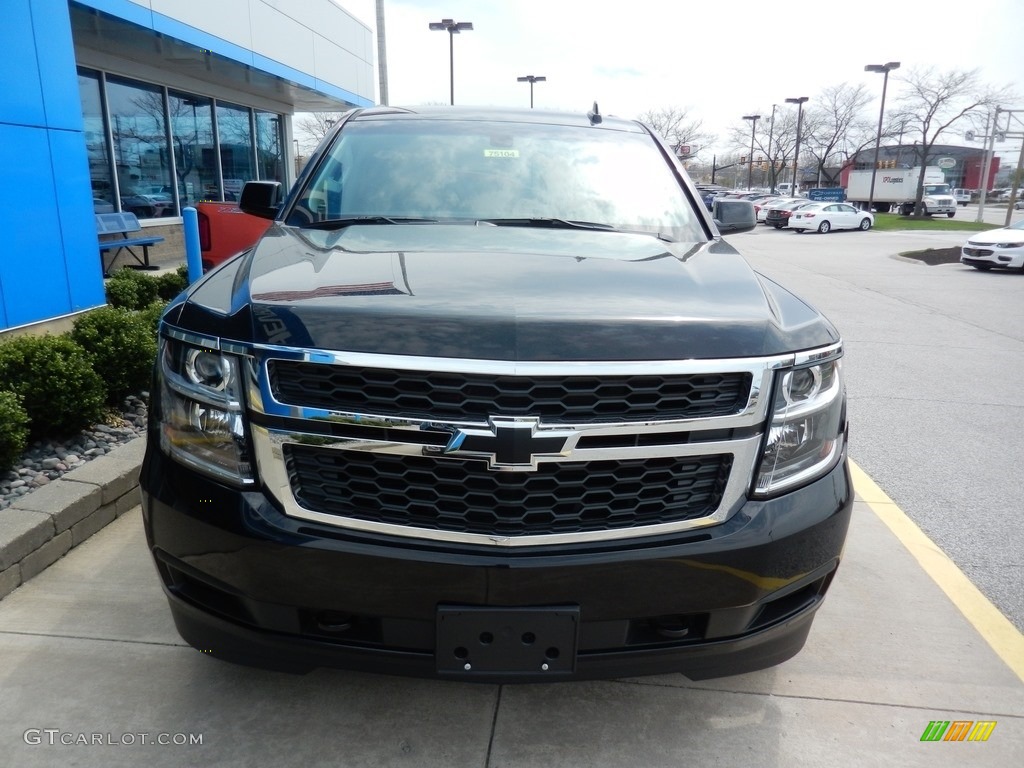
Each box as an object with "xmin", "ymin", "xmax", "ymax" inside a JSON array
[{"xmin": 24, "ymin": 729, "xmax": 203, "ymax": 747}]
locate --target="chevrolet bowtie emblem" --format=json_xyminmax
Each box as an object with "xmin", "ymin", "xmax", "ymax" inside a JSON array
[{"xmin": 443, "ymin": 417, "xmax": 575, "ymax": 471}]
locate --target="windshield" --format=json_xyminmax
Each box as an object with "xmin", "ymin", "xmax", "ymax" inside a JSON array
[
  {"xmin": 924, "ymin": 184, "xmax": 951, "ymax": 195},
  {"xmin": 285, "ymin": 119, "xmax": 704, "ymax": 242}
]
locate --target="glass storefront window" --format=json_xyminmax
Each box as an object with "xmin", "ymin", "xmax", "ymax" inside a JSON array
[
  {"xmin": 216, "ymin": 102, "xmax": 255, "ymax": 201},
  {"xmin": 105, "ymin": 76, "xmax": 175, "ymax": 218},
  {"xmin": 168, "ymin": 92, "xmax": 217, "ymax": 206},
  {"xmin": 78, "ymin": 69, "xmax": 115, "ymax": 215},
  {"xmin": 77, "ymin": 67, "xmax": 285, "ymax": 215},
  {"xmin": 255, "ymin": 111, "xmax": 284, "ymax": 183}
]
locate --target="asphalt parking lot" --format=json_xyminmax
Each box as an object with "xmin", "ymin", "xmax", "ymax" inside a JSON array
[{"xmin": 1, "ymin": 224, "xmax": 1022, "ymax": 767}]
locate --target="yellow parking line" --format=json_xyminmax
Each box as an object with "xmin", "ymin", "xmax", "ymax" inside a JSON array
[{"xmin": 849, "ymin": 459, "xmax": 1024, "ymax": 684}]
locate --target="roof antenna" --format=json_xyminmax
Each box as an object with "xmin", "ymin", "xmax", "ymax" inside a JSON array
[{"xmin": 587, "ymin": 101, "xmax": 602, "ymax": 125}]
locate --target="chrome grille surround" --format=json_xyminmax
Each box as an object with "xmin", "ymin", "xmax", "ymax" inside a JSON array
[{"xmin": 220, "ymin": 342, "xmax": 843, "ymax": 547}]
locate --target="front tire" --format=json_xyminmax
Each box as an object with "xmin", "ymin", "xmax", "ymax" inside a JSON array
[
  {"xmin": 947, "ymin": 211, "xmax": 956, "ymax": 218},
  {"xmin": 859, "ymin": 217, "xmax": 872, "ymax": 231},
  {"xmin": 817, "ymin": 220, "xmax": 831, "ymax": 234},
  {"xmin": 774, "ymin": 223, "xmax": 782, "ymax": 229}
]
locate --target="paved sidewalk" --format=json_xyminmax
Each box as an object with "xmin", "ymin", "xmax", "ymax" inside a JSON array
[
  {"xmin": 0, "ymin": 493, "xmax": 1020, "ymax": 766},
  {"xmin": 0, "ymin": 438, "xmax": 144, "ymax": 600}
]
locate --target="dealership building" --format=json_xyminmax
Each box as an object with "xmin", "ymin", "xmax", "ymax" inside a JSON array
[
  {"xmin": 838, "ymin": 143, "xmax": 1000, "ymax": 190},
  {"xmin": 1, "ymin": 0, "xmax": 374, "ymax": 333}
]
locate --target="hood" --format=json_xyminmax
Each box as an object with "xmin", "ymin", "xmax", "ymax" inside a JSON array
[
  {"xmin": 175, "ymin": 224, "xmax": 838, "ymax": 361},
  {"xmin": 967, "ymin": 226, "xmax": 1024, "ymax": 245}
]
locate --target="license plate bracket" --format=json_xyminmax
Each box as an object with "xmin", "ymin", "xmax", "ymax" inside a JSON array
[{"xmin": 436, "ymin": 605, "xmax": 579, "ymax": 676}]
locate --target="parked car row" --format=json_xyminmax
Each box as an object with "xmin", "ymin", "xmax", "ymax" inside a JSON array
[{"xmin": 761, "ymin": 198, "xmax": 874, "ymax": 234}]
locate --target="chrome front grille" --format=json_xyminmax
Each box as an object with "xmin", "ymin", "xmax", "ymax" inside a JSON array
[{"xmin": 246, "ymin": 347, "xmax": 794, "ymax": 546}]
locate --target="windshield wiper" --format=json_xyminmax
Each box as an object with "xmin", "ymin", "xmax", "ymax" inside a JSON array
[
  {"xmin": 303, "ymin": 216, "xmax": 438, "ymax": 230},
  {"xmin": 480, "ymin": 218, "xmax": 675, "ymax": 242},
  {"xmin": 480, "ymin": 217, "xmax": 617, "ymax": 232}
]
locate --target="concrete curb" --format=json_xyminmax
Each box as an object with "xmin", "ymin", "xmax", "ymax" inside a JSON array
[{"xmin": 0, "ymin": 437, "xmax": 145, "ymax": 600}]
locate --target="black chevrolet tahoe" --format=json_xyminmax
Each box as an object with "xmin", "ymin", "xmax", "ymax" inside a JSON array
[{"xmin": 140, "ymin": 106, "xmax": 852, "ymax": 682}]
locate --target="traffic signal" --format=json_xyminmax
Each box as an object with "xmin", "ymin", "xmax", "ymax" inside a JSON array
[{"xmin": 740, "ymin": 156, "xmax": 747, "ymax": 165}]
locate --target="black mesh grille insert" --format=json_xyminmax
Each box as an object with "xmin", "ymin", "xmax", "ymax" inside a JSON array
[
  {"xmin": 284, "ymin": 445, "xmax": 732, "ymax": 537},
  {"xmin": 268, "ymin": 361, "xmax": 751, "ymax": 423}
]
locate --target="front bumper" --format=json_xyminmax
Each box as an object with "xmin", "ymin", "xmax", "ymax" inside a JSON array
[
  {"xmin": 140, "ymin": 443, "xmax": 852, "ymax": 682},
  {"xmin": 961, "ymin": 246, "xmax": 1024, "ymax": 269}
]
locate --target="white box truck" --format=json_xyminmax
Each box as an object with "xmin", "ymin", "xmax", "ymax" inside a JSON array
[{"xmin": 846, "ymin": 166, "xmax": 957, "ymax": 217}]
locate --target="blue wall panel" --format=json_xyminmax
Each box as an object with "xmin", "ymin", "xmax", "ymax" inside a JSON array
[
  {"xmin": 0, "ymin": 124, "xmax": 73, "ymax": 328},
  {"xmin": 0, "ymin": 0, "xmax": 46, "ymax": 128},
  {"xmin": 0, "ymin": 0, "xmax": 106, "ymax": 331},
  {"xmin": 34, "ymin": 0, "xmax": 87, "ymax": 132},
  {"xmin": 50, "ymin": 130, "xmax": 107, "ymax": 312}
]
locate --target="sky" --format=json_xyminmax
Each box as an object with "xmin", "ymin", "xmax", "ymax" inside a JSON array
[{"xmin": 332, "ymin": 0, "xmax": 1023, "ymax": 159}]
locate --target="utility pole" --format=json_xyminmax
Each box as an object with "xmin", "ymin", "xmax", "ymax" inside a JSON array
[{"xmin": 975, "ymin": 107, "xmax": 1001, "ymax": 223}]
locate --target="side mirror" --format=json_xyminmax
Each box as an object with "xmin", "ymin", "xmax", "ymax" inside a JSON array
[
  {"xmin": 712, "ymin": 199, "xmax": 757, "ymax": 234},
  {"xmin": 239, "ymin": 181, "xmax": 282, "ymax": 220}
]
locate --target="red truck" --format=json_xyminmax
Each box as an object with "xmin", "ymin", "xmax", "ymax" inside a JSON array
[{"xmin": 195, "ymin": 202, "xmax": 271, "ymax": 271}]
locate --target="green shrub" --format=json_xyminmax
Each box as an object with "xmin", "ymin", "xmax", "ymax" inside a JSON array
[
  {"xmin": 0, "ymin": 335, "xmax": 106, "ymax": 438},
  {"xmin": 139, "ymin": 300, "xmax": 169, "ymax": 337},
  {"xmin": 104, "ymin": 275, "xmax": 142, "ymax": 310},
  {"xmin": 105, "ymin": 268, "xmax": 160, "ymax": 310},
  {"xmin": 156, "ymin": 265, "xmax": 190, "ymax": 300},
  {"xmin": 71, "ymin": 307, "xmax": 158, "ymax": 404},
  {"xmin": 0, "ymin": 390, "xmax": 29, "ymax": 472}
]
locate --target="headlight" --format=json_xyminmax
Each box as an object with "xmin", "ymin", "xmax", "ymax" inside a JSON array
[
  {"xmin": 157, "ymin": 337, "xmax": 253, "ymax": 485},
  {"xmin": 995, "ymin": 241, "xmax": 1024, "ymax": 248},
  {"xmin": 754, "ymin": 356, "xmax": 845, "ymax": 497}
]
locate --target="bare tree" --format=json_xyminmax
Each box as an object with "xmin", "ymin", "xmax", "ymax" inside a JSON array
[
  {"xmin": 295, "ymin": 111, "xmax": 347, "ymax": 152},
  {"xmin": 890, "ymin": 68, "xmax": 1013, "ymax": 216},
  {"xmin": 727, "ymin": 108, "xmax": 801, "ymax": 192},
  {"xmin": 801, "ymin": 83, "xmax": 875, "ymax": 186},
  {"xmin": 637, "ymin": 107, "xmax": 714, "ymax": 160}
]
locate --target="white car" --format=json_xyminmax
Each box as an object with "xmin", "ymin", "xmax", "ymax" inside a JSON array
[
  {"xmin": 789, "ymin": 202, "xmax": 874, "ymax": 233},
  {"xmin": 960, "ymin": 219, "xmax": 1024, "ymax": 271}
]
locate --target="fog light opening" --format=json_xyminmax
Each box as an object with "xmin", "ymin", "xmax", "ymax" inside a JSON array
[
  {"xmin": 652, "ymin": 615, "xmax": 692, "ymax": 639},
  {"xmin": 315, "ymin": 611, "xmax": 354, "ymax": 633}
]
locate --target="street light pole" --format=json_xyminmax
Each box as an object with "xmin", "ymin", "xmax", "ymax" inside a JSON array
[
  {"xmin": 766, "ymin": 104, "xmax": 777, "ymax": 192},
  {"xmin": 516, "ymin": 75, "xmax": 546, "ymax": 108},
  {"xmin": 428, "ymin": 18, "xmax": 473, "ymax": 105},
  {"xmin": 742, "ymin": 114, "xmax": 761, "ymax": 190},
  {"xmin": 865, "ymin": 61, "xmax": 900, "ymax": 213},
  {"xmin": 785, "ymin": 97, "xmax": 809, "ymax": 195}
]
